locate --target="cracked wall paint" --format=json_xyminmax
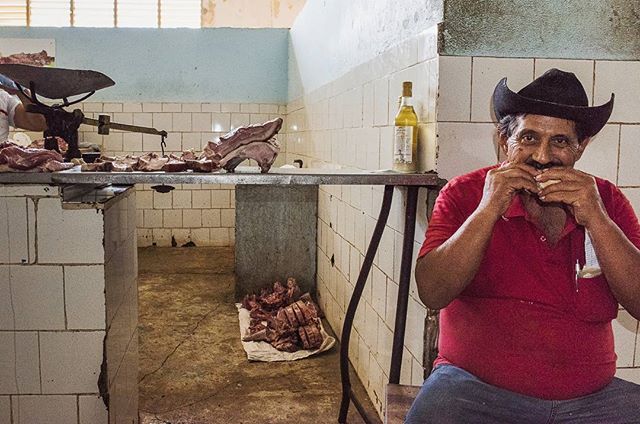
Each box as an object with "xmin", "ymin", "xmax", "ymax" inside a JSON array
[{"xmin": 201, "ymin": 0, "xmax": 306, "ymax": 28}]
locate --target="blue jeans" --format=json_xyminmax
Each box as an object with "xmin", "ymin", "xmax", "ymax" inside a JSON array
[{"xmin": 405, "ymin": 365, "xmax": 640, "ymax": 424}]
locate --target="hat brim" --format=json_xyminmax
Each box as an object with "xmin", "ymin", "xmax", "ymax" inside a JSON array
[{"xmin": 492, "ymin": 78, "xmax": 614, "ymax": 138}]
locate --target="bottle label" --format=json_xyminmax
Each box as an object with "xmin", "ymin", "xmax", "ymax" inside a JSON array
[{"xmin": 394, "ymin": 126, "xmax": 414, "ymax": 164}]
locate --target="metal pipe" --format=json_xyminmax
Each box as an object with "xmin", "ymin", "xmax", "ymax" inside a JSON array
[
  {"xmin": 389, "ymin": 185, "xmax": 419, "ymax": 383},
  {"xmin": 338, "ymin": 185, "xmax": 394, "ymax": 423}
]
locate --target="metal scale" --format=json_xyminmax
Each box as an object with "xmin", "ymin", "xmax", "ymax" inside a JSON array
[{"xmin": 0, "ymin": 63, "xmax": 168, "ymax": 160}]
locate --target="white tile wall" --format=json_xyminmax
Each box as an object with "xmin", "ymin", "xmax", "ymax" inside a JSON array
[
  {"xmin": 0, "ymin": 198, "xmax": 30, "ymax": 264},
  {"xmin": 78, "ymin": 102, "xmax": 286, "ymax": 247},
  {"xmin": 80, "ymin": 395, "xmax": 109, "ymax": 424},
  {"xmin": 37, "ymin": 198, "xmax": 105, "ymax": 264},
  {"xmin": 0, "ymin": 186, "xmax": 136, "ymax": 423},
  {"xmin": 0, "ymin": 266, "xmax": 65, "ymax": 330},
  {"xmin": 12, "ymin": 395, "xmax": 77, "ymax": 424},
  {"xmin": 576, "ymin": 124, "xmax": 619, "ymax": 184},
  {"xmin": 0, "ymin": 332, "xmax": 40, "ymax": 394},
  {"xmin": 437, "ymin": 56, "xmax": 472, "ymax": 122},
  {"xmin": 436, "ymin": 122, "xmax": 499, "ymax": 180},
  {"xmin": 40, "ymin": 331, "xmax": 105, "ymax": 393},
  {"xmin": 65, "ymin": 266, "xmax": 106, "ymax": 330},
  {"xmin": 618, "ymin": 125, "xmax": 640, "ymax": 187},
  {"xmin": 615, "ymin": 367, "xmax": 640, "ymax": 385},
  {"xmin": 594, "ymin": 61, "xmax": 640, "ymax": 123}
]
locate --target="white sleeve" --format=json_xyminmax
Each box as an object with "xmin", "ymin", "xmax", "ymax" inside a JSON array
[{"xmin": 0, "ymin": 90, "xmax": 20, "ymax": 128}]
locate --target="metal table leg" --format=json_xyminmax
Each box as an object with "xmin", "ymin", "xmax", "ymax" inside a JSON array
[
  {"xmin": 338, "ymin": 185, "xmax": 394, "ymax": 424},
  {"xmin": 389, "ymin": 185, "xmax": 419, "ymax": 383}
]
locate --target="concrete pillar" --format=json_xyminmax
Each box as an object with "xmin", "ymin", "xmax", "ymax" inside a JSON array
[{"xmin": 235, "ymin": 185, "xmax": 318, "ymax": 298}]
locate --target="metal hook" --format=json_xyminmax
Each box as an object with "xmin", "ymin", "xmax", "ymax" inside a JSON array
[{"xmin": 160, "ymin": 133, "xmax": 167, "ymax": 156}]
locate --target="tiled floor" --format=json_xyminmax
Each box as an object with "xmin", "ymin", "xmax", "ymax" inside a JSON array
[{"xmin": 137, "ymin": 247, "xmax": 377, "ymax": 424}]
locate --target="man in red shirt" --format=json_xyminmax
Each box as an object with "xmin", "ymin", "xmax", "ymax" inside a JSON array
[{"xmin": 406, "ymin": 69, "xmax": 640, "ymax": 423}]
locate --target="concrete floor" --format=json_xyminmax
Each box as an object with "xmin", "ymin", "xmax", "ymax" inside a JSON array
[{"xmin": 137, "ymin": 247, "xmax": 379, "ymax": 424}]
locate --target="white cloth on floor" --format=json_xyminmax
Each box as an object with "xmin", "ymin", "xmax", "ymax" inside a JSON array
[{"xmin": 236, "ymin": 303, "xmax": 336, "ymax": 362}]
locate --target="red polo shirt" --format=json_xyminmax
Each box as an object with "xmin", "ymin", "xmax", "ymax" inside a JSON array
[{"xmin": 419, "ymin": 166, "xmax": 640, "ymax": 400}]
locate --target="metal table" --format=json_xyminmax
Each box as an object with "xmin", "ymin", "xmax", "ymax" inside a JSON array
[{"xmin": 0, "ymin": 166, "xmax": 444, "ymax": 423}]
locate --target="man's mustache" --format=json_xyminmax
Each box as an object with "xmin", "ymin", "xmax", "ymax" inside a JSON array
[{"xmin": 526, "ymin": 160, "xmax": 562, "ymax": 170}]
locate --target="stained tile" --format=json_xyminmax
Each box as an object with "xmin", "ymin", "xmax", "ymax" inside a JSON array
[
  {"xmin": 436, "ymin": 122, "xmax": 499, "ymax": 180},
  {"xmin": 0, "ymin": 197, "xmax": 28, "ymax": 264},
  {"xmin": 437, "ymin": 56, "xmax": 472, "ymax": 122},
  {"xmin": 152, "ymin": 112, "xmax": 172, "ymax": 131},
  {"xmin": 187, "ymin": 112, "xmax": 209, "ymax": 132},
  {"xmin": 65, "ymin": 265, "xmax": 106, "ymax": 330},
  {"xmin": 618, "ymin": 125, "xmax": 640, "ymax": 186},
  {"xmin": 373, "ymin": 77, "xmax": 390, "ymax": 127},
  {"xmin": 182, "ymin": 103, "xmax": 202, "ymax": 113},
  {"xmin": 210, "ymin": 228, "xmax": 230, "ymax": 246},
  {"xmin": 615, "ymin": 368, "xmax": 640, "ymax": 385},
  {"xmin": 172, "ymin": 190, "xmax": 192, "ymax": 209},
  {"xmin": 594, "ymin": 61, "xmax": 640, "ymax": 123},
  {"xmin": 576, "ymin": 124, "xmax": 619, "ymax": 183},
  {"xmin": 0, "ymin": 332, "xmax": 40, "ymax": 393},
  {"xmin": 152, "ymin": 190, "xmax": 172, "ymax": 209},
  {"xmin": 183, "ymin": 209, "xmax": 202, "ymax": 228},
  {"xmin": 172, "ymin": 113, "xmax": 192, "ymax": 132},
  {"xmin": 160, "ymin": 208, "xmax": 181, "ymax": 228},
  {"xmin": 621, "ymin": 188, "xmax": 640, "ymax": 217},
  {"xmin": 40, "ymin": 331, "xmax": 105, "ymax": 393},
  {"xmin": 79, "ymin": 395, "xmax": 108, "ymax": 424},
  {"xmin": 37, "ymin": 198, "xmax": 104, "ymax": 264},
  {"xmin": 12, "ymin": 395, "xmax": 77, "ymax": 424},
  {"xmin": 143, "ymin": 209, "xmax": 162, "ymax": 229},
  {"xmin": 0, "ymin": 266, "xmax": 64, "ymax": 330}
]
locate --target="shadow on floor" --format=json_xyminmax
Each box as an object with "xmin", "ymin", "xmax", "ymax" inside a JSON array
[{"xmin": 138, "ymin": 246, "xmax": 379, "ymax": 424}]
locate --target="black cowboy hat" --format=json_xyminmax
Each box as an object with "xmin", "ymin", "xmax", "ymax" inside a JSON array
[{"xmin": 492, "ymin": 68, "xmax": 614, "ymax": 138}]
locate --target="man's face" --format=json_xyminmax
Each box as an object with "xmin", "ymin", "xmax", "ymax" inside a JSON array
[{"xmin": 500, "ymin": 114, "xmax": 588, "ymax": 170}]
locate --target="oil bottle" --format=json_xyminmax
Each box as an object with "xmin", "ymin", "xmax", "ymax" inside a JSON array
[{"xmin": 393, "ymin": 81, "xmax": 418, "ymax": 173}]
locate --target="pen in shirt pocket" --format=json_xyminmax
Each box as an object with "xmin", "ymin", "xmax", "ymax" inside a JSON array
[{"xmin": 575, "ymin": 259, "xmax": 580, "ymax": 292}]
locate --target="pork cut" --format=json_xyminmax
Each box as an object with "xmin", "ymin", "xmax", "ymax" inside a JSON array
[
  {"xmin": 0, "ymin": 143, "xmax": 73, "ymax": 172},
  {"xmin": 201, "ymin": 118, "xmax": 283, "ymax": 173},
  {"xmin": 241, "ymin": 278, "xmax": 324, "ymax": 352},
  {"xmin": 77, "ymin": 117, "xmax": 284, "ymax": 174}
]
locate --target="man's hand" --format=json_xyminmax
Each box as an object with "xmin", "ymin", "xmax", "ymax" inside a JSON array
[
  {"xmin": 478, "ymin": 163, "xmax": 540, "ymax": 218},
  {"xmin": 536, "ymin": 167, "xmax": 607, "ymax": 227}
]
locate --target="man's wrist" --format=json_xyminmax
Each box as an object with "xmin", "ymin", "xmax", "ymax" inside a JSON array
[
  {"xmin": 584, "ymin": 211, "xmax": 613, "ymax": 234},
  {"xmin": 472, "ymin": 206, "xmax": 502, "ymax": 225}
]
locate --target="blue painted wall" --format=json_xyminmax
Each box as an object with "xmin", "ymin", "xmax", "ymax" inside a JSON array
[{"xmin": 0, "ymin": 27, "xmax": 289, "ymax": 103}]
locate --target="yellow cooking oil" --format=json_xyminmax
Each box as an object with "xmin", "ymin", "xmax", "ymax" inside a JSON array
[{"xmin": 393, "ymin": 81, "xmax": 418, "ymax": 173}]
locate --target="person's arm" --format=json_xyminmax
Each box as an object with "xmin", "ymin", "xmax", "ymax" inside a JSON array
[
  {"xmin": 538, "ymin": 168, "xmax": 640, "ymax": 319},
  {"xmin": 11, "ymin": 90, "xmax": 46, "ymax": 132},
  {"xmin": 416, "ymin": 163, "xmax": 540, "ymax": 309}
]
